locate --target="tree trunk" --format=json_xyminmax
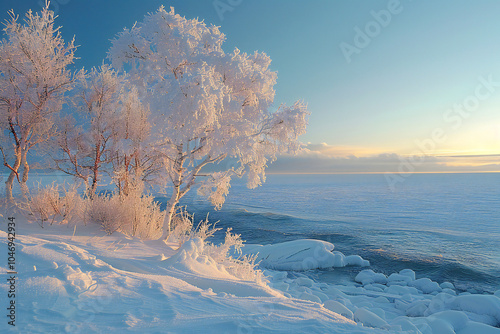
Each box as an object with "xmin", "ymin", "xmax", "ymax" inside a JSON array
[
  {"xmin": 121, "ymin": 156, "xmax": 131, "ymax": 196},
  {"xmin": 21, "ymin": 150, "xmax": 30, "ymax": 198},
  {"xmin": 89, "ymin": 144, "xmax": 101, "ymax": 198},
  {"xmin": 162, "ymin": 187, "xmax": 180, "ymax": 240},
  {"xmin": 5, "ymin": 151, "xmax": 22, "ymax": 201},
  {"xmin": 161, "ymin": 147, "xmax": 185, "ymax": 241},
  {"xmin": 21, "ymin": 150, "xmax": 29, "ymax": 183},
  {"xmin": 91, "ymin": 164, "xmax": 99, "ymax": 196}
]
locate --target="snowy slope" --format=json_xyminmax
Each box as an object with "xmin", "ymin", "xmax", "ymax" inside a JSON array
[
  {"xmin": 0, "ymin": 217, "xmax": 381, "ymax": 333},
  {"xmin": 1, "ymin": 217, "xmax": 500, "ymax": 333}
]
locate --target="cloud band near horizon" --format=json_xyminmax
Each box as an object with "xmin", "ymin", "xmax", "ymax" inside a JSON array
[{"xmin": 265, "ymin": 143, "xmax": 500, "ymax": 174}]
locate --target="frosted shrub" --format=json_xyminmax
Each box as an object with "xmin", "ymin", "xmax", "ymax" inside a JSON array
[
  {"xmin": 168, "ymin": 208, "xmax": 221, "ymax": 246},
  {"xmin": 23, "ymin": 187, "xmax": 54, "ymax": 226},
  {"xmin": 20, "ymin": 182, "xmax": 82, "ymax": 227},
  {"xmin": 119, "ymin": 190, "xmax": 165, "ymax": 240},
  {"xmin": 168, "ymin": 208, "xmax": 194, "ymax": 246},
  {"xmin": 84, "ymin": 194, "xmax": 123, "ymax": 235},
  {"xmin": 206, "ymin": 228, "xmax": 244, "ymax": 262},
  {"xmin": 84, "ymin": 186, "xmax": 164, "ymax": 239},
  {"xmin": 59, "ymin": 184, "xmax": 82, "ymax": 224},
  {"xmin": 227, "ymin": 253, "xmax": 263, "ymax": 283},
  {"xmin": 192, "ymin": 215, "xmax": 221, "ymax": 241},
  {"xmin": 167, "ymin": 209, "xmax": 265, "ymax": 283},
  {"xmin": 204, "ymin": 228, "xmax": 267, "ymax": 284}
]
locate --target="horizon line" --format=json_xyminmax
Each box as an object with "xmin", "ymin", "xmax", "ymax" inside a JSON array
[{"xmin": 266, "ymin": 171, "xmax": 500, "ymax": 175}]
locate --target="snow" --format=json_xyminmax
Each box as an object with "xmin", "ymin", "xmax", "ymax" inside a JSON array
[
  {"xmin": 354, "ymin": 308, "xmax": 389, "ymax": 329},
  {"xmin": 240, "ymin": 239, "xmax": 370, "ymax": 271},
  {"xmin": 1, "ymin": 218, "xmax": 500, "ymax": 333},
  {"xmin": 324, "ymin": 300, "xmax": 354, "ymax": 319},
  {"xmin": 356, "ymin": 269, "xmax": 389, "ymax": 285},
  {"xmin": 409, "ymin": 278, "xmax": 443, "ymax": 294}
]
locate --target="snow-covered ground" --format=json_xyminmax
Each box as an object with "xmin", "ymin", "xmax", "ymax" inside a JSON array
[{"xmin": 1, "ymin": 216, "xmax": 500, "ymax": 333}]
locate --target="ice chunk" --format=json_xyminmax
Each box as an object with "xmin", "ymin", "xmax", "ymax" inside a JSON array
[
  {"xmin": 241, "ymin": 239, "xmax": 369, "ymax": 271},
  {"xmin": 458, "ymin": 321, "xmax": 500, "ymax": 334},
  {"xmin": 426, "ymin": 292, "xmax": 457, "ymax": 316},
  {"xmin": 450, "ymin": 294, "xmax": 500, "ymax": 326},
  {"xmin": 406, "ymin": 301, "xmax": 429, "ymax": 317},
  {"xmin": 344, "ymin": 254, "xmax": 370, "ymax": 267},
  {"xmin": 271, "ymin": 282, "xmax": 289, "ymax": 292},
  {"xmin": 323, "ymin": 300, "xmax": 353, "ymax": 320},
  {"xmin": 354, "ymin": 308, "xmax": 389, "ymax": 328},
  {"xmin": 442, "ymin": 288, "xmax": 457, "ymax": 296},
  {"xmin": 385, "ymin": 284, "xmax": 419, "ymax": 296},
  {"xmin": 399, "ymin": 269, "xmax": 416, "ymax": 281},
  {"xmin": 311, "ymin": 290, "xmax": 329, "ymax": 302},
  {"xmin": 374, "ymin": 296, "xmax": 390, "ymax": 304},
  {"xmin": 355, "ymin": 269, "xmax": 388, "ymax": 285},
  {"xmin": 388, "ymin": 273, "xmax": 413, "ymax": 284},
  {"xmin": 427, "ymin": 310, "xmax": 469, "ymax": 333},
  {"xmin": 364, "ymin": 284, "xmax": 384, "ymax": 292},
  {"xmin": 299, "ymin": 292, "xmax": 322, "ymax": 303},
  {"xmin": 387, "ymin": 280, "xmax": 408, "ymax": 287},
  {"xmin": 369, "ymin": 307, "xmax": 386, "ymax": 320},
  {"xmin": 323, "ymin": 286, "xmax": 349, "ymax": 299},
  {"xmin": 408, "ymin": 278, "xmax": 442, "ymax": 294},
  {"xmin": 390, "ymin": 317, "xmax": 421, "ymax": 332},
  {"xmin": 440, "ymin": 281, "xmax": 455, "ymax": 290},
  {"xmin": 295, "ymin": 277, "xmax": 314, "ymax": 287},
  {"xmin": 265, "ymin": 270, "xmax": 288, "ymax": 282}
]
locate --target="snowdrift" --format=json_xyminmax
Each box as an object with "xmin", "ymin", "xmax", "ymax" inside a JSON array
[
  {"xmin": 241, "ymin": 239, "xmax": 370, "ymax": 270},
  {"xmin": 1, "ymin": 218, "xmax": 500, "ymax": 333},
  {"xmin": 0, "ymin": 220, "xmax": 375, "ymax": 333}
]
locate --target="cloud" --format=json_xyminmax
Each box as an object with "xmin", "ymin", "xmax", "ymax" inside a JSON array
[
  {"xmin": 201, "ymin": 143, "xmax": 500, "ymax": 174},
  {"xmin": 300, "ymin": 143, "xmax": 385, "ymax": 158},
  {"xmin": 266, "ymin": 143, "xmax": 500, "ymax": 174}
]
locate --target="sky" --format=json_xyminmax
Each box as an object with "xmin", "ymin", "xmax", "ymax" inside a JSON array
[{"xmin": 1, "ymin": 0, "xmax": 499, "ymax": 173}]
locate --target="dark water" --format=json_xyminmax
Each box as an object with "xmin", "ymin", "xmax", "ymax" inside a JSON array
[{"xmin": 179, "ymin": 173, "xmax": 500, "ymax": 293}]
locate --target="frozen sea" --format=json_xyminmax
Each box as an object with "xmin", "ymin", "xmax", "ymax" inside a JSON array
[
  {"xmin": 181, "ymin": 173, "xmax": 500, "ymax": 294},
  {"xmin": 9, "ymin": 171, "xmax": 500, "ymax": 293}
]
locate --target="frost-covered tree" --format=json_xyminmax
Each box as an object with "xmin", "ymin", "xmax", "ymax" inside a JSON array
[
  {"xmin": 0, "ymin": 5, "xmax": 78, "ymax": 199},
  {"xmin": 109, "ymin": 78, "xmax": 161, "ymax": 197},
  {"xmin": 54, "ymin": 65, "xmax": 120, "ymax": 196},
  {"xmin": 54, "ymin": 65, "xmax": 157, "ymax": 197},
  {"xmin": 108, "ymin": 7, "xmax": 308, "ymax": 239}
]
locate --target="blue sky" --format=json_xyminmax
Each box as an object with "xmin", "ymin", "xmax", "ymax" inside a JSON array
[{"xmin": 2, "ymin": 0, "xmax": 500, "ymax": 173}]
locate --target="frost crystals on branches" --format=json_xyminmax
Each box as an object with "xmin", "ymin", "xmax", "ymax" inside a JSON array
[
  {"xmin": 108, "ymin": 6, "xmax": 309, "ymax": 239},
  {"xmin": 0, "ymin": 4, "xmax": 80, "ymax": 199}
]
